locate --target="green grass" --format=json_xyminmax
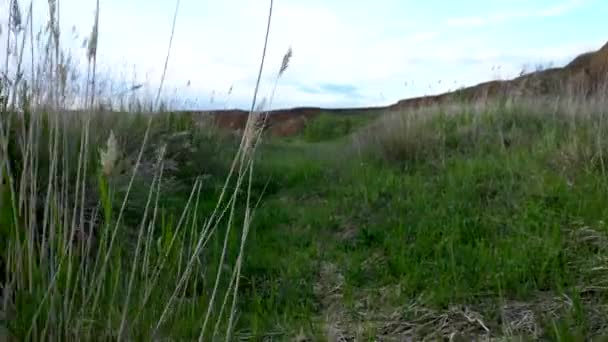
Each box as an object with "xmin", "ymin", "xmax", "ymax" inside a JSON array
[
  {"xmin": 2, "ymin": 1, "xmax": 279, "ymax": 339},
  {"xmin": 231, "ymin": 100, "xmax": 608, "ymax": 340},
  {"xmin": 5, "ymin": 95, "xmax": 608, "ymax": 340},
  {"xmin": 2, "ymin": 3, "xmax": 608, "ymax": 336},
  {"xmin": 301, "ymin": 111, "xmax": 378, "ymax": 143},
  {"xmin": 1, "ymin": 109, "xmax": 255, "ymax": 340}
]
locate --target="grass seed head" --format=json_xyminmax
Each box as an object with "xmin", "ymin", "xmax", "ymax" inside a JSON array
[
  {"xmin": 100, "ymin": 130, "xmax": 119, "ymax": 176},
  {"xmin": 279, "ymin": 47, "xmax": 293, "ymax": 77}
]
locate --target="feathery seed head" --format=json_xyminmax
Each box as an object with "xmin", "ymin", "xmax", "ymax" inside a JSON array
[
  {"xmin": 100, "ymin": 130, "xmax": 119, "ymax": 176},
  {"xmin": 87, "ymin": 3, "xmax": 100, "ymax": 62},
  {"xmin": 279, "ymin": 47, "xmax": 293, "ymax": 76},
  {"xmin": 10, "ymin": 0, "xmax": 23, "ymax": 33},
  {"xmin": 87, "ymin": 22, "xmax": 98, "ymax": 61}
]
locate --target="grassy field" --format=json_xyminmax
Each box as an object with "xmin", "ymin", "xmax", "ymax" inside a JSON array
[
  {"xmin": 234, "ymin": 99, "xmax": 608, "ymax": 340},
  {"xmin": 3, "ymin": 93, "xmax": 608, "ymax": 340},
  {"xmin": 2, "ymin": 0, "xmax": 608, "ymax": 340}
]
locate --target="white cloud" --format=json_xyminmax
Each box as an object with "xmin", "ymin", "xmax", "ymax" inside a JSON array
[
  {"xmin": 447, "ymin": 0, "xmax": 586, "ymax": 28},
  {"xmin": 539, "ymin": 0, "xmax": 586, "ymax": 16}
]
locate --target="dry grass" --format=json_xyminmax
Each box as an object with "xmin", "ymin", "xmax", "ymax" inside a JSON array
[
  {"xmin": 312, "ymin": 279, "xmax": 606, "ymax": 341},
  {"xmin": 355, "ymin": 92, "xmax": 608, "ymax": 168}
]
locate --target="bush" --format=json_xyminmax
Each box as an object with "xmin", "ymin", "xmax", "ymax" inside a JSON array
[{"xmin": 303, "ymin": 113, "xmax": 355, "ymax": 142}]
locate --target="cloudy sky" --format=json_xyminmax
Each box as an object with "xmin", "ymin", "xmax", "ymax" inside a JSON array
[{"xmin": 1, "ymin": 0, "xmax": 608, "ymax": 110}]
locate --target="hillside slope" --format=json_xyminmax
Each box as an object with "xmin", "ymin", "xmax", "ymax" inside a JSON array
[
  {"xmin": 392, "ymin": 41, "xmax": 608, "ymax": 110},
  {"xmin": 196, "ymin": 41, "xmax": 608, "ymax": 136}
]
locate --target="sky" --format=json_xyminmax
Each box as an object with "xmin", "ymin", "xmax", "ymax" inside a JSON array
[{"xmin": 1, "ymin": 0, "xmax": 608, "ymax": 110}]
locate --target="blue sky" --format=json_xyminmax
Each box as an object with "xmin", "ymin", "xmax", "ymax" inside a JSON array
[{"xmin": 1, "ymin": 0, "xmax": 608, "ymax": 110}]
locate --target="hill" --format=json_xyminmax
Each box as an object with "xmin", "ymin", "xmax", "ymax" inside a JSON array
[{"xmin": 198, "ymin": 41, "xmax": 608, "ymax": 136}]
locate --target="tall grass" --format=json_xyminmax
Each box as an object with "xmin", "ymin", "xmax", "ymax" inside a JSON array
[
  {"xmin": 355, "ymin": 91, "xmax": 608, "ymax": 171},
  {"xmin": 0, "ymin": 0, "xmax": 280, "ymax": 339}
]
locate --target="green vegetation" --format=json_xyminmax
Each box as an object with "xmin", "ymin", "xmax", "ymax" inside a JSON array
[
  {"xmin": 1, "ymin": 0, "xmax": 274, "ymax": 340},
  {"xmin": 0, "ymin": 109, "xmax": 259, "ymax": 340},
  {"xmin": 303, "ymin": 111, "xmax": 376, "ymax": 142},
  {"xmin": 5, "ymin": 92, "xmax": 608, "ymax": 340},
  {"xmin": 234, "ymin": 99, "xmax": 608, "ymax": 340},
  {"xmin": 2, "ymin": 0, "xmax": 608, "ymax": 340}
]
